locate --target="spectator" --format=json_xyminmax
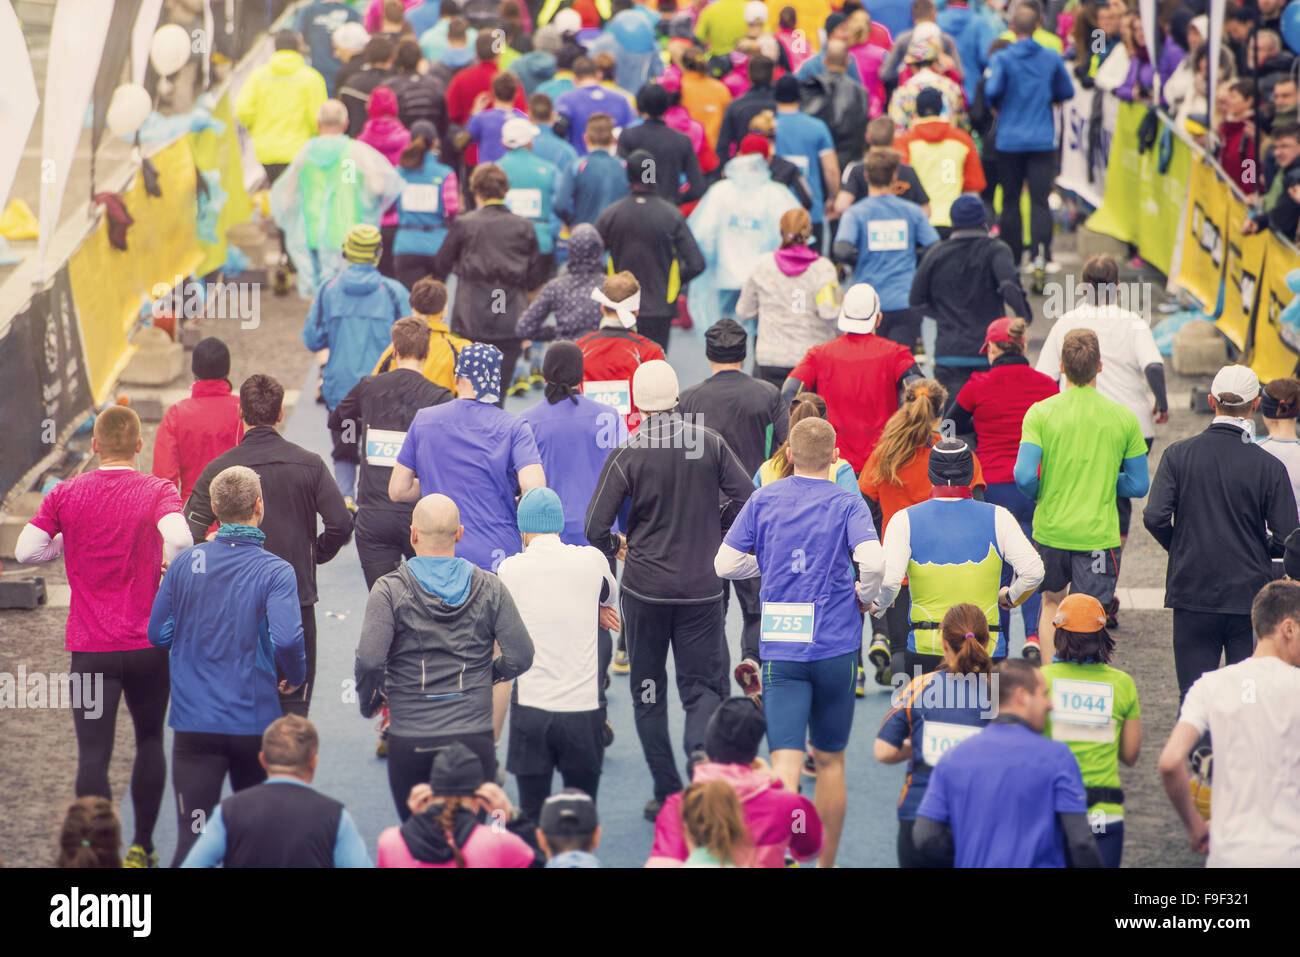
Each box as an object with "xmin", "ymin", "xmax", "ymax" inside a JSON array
[
  {"xmin": 55, "ymin": 797, "xmax": 121, "ymax": 869},
  {"xmin": 180, "ymin": 715, "xmax": 370, "ymax": 868},
  {"xmin": 1114, "ymin": 15, "xmax": 1184, "ymax": 106},
  {"xmin": 339, "ymin": 36, "xmax": 397, "ymax": 138},
  {"xmin": 1245, "ymin": 123, "xmax": 1300, "ymax": 238},
  {"xmin": 894, "ymin": 88, "xmax": 985, "ymax": 234},
  {"xmin": 555, "ymin": 114, "xmax": 629, "ymax": 226},
  {"xmin": 236, "ymin": 30, "xmax": 328, "ymax": 184},
  {"xmin": 1218, "ymin": 78, "xmax": 1258, "ymax": 197},
  {"xmin": 617, "ymin": 83, "xmax": 706, "ymax": 207},
  {"xmin": 151, "ymin": 337, "xmax": 243, "ymax": 502}
]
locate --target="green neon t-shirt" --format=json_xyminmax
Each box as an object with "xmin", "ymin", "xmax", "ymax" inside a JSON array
[{"xmin": 1042, "ymin": 661, "xmax": 1140, "ymax": 819}]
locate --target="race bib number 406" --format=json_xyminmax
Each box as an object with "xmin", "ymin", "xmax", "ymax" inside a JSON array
[
  {"xmin": 583, "ymin": 380, "xmax": 631, "ymax": 415},
  {"xmin": 762, "ymin": 602, "xmax": 814, "ymax": 643},
  {"xmin": 866, "ymin": 219, "xmax": 909, "ymax": 251}
]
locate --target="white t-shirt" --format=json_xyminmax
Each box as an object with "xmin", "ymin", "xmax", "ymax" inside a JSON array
[
  {"xmin": 1256, "ymin": 436, "xmax": 1300, "ymax": 521},
  {"xmin": 496, "ymin": 535, "xmax": 617, "ymax": 712},
  {"xmin": 1036, "ymin": 306, "xmax": 1164, "ymax": 438},
  {"xmin": 1179, "ymin": 655, "xmax": 1300, "ymax": 868}
]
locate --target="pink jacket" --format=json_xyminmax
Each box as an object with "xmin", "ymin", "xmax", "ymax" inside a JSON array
[
  {"xmin": 849, "ymin": 43, "xmax": 888, "ymax": 117},
  {"xmin": 376, "ymin": 824, "xmax": 534, "ymax": 868},
  {"xmin": 359, "ymin": 87, "xmax": 410, "ymax": 225},
  {"xmin": 363, "ymin": 0, "xmax": 424, "ymax": 33},
  {"xmin": 646, "ymin": 763, "xmax": 824, "ymax": 867}
]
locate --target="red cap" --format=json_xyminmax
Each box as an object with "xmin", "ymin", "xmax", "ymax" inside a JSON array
[
  {"xmin": 739, "ymin": 133, "xmax": 772, "ymax": 158},
  {"xmin": 980, "ymin": 317, "xmax": 1019, "ymax": 355}
]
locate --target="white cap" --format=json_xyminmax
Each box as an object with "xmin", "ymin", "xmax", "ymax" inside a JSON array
[
  {"xmin": 745, "ymin": 1, "xmax": 769, "ymax": 23},
  {"xmin": 332, "ymin": 22, "xmax": 369, "ymax": 54},
  {"xmin": 837, "ymin": 283, "xmax": 882, "ymax": 334},
  {"xmin": 553, "ymin": 8, "xmax": 582, "ymax": 35},
  {"xmin": 501, "ymin": 116, "xmax": 540, "ymax": 149},
  {"xmin": 1211, "ymin": 364, "xmax": 1260, "ymax": 405},
  {"xmin": 912, "ymin": 21, "xmax": 941, "ymax": 43},
  {"xmin": 632, "ymin": 359, "xmax": 679, "ymax": 413}
]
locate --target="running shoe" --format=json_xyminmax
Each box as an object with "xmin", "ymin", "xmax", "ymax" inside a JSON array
[
  {"xmin": 734, "ymin": 658, "xmax": 762, "ymax": 705},
  {"xmin": 1106, "ymin": 596, "xmax": 1120, "ymax": 630},
  {"xmin": 507, "ymin": 374, "xmax": 530, "ymax": 398},
  {"xmin": 867, "ymin": 635, "xmax": 892, "ymax": 687},
  {"xmin": 529, "ymin": 364, "xmax": 545, "ymax": 389},
  {"xmin": 123, "ymin": 845, "xmax": 158, "ymax": 869},
  {"xmin": 344, "ymin": 495, "xmax": 357, "ymax": 516},
  {"xmin": 784, "ymin": 853, "xmax": 800, "ymax": 868},
  {"xmin": 802, "ymin": 752, "xmax": 817, "ymax": 778},
  {"xmin": 611, "ymin": 649, "xmax": 630, "ymax": 674},
  {"xmin": 644, "ymin": 797, "xmax": 664, "ymax": 821},
  {"xmin": 1028, "ymin": 256, "xmax": 1047, "ymax": 295},
  {"xmin": 272, "ymin": 265, "xmax": 292, "ymax": 296},
  {"xmin": 1022, "ymin": 638, "xmax": 1042, "ymax": 665},
  {"xmin": 855, "ymin": 666, "xmax": 866, "ymax": 698},
  {"xmin": 601, "ymin": 718, "xmax": 615, "ymax": 748}
]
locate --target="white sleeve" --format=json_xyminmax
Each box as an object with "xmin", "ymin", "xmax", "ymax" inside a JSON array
[
  {"xmin": 15, "ymin": 524, "xmax": 62, "ymax": 563},
  {"xmin": 1133, "ymin": 319, "xmax": 1164, "ymax": 371},
  {"xmin": 852, "ymin": 539, "xmax": 886, "ymax": 605},
  {"xmin": 1035, "ymin": 322, "xmax": 1063, "ymax": 381},
  {"xmin": 596, "ymin": 549, "xmax": 619, "ymax": 607},
  {"xmin": 1178, "ymin": 674, "xmax": 1210, "ymax": 735},
  {"xmin": 875, "ymin": 510, "xmax": 913, "ymax": 611},
  {"xmin": 714, "ymin": 542, "xmax": 761, "ymax": 580},
  {"xmin": 994, "ymin": 506, "xmax": 1044, "ymax": 605},
  {"xmin": 158, "ymin": 512, "xmax": 193, "ymax": 564}
]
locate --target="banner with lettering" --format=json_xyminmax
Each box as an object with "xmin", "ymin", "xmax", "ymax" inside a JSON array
[
  {"xmin": 1252, "ymin": 232, "xmax": 1300, "ymax": 382},
  {"xmin": 1218, "ymin": 189, "xmax": 1268, "ymax": 351},
  {"xmin": 1173, "ymin": 158, "xmax": 1228, "ymax": 312}
]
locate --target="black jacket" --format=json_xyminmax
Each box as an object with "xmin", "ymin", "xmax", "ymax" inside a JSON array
[
  {"xmin": 389, "ymin": 71, "xmax": 449, "ymax": 139},
  {"xmin": 339, "ymin": 65, "xmax": 395, "ymax": 138},
  {"xmin": 716, "ymin": 85, "xmax": 777, "ymax": 163},
  {"xmin": 617, "ymin": 117, "xmax": 705, "ymax": 206},
  {"xmin": 585, "ymin": 411, "xmax": 754, "ymax": 603},
  {"xmin": 678, "ymin": 370, "xmax": 789, "ymax": 475},
  {"xmin": 595, "ymin": 190, "xmax": 706, "ymax": 321},
  {"xmin": 910, "ymin": 228, "xmax": 1031, "ymax": 361},
  {"xmin": 433, "ymin": 202, "xmax": 546, "ymax": 341},
  {"xmin": 767, "ymin": 156, "xmax": 813, "ymax": 210},
  {"xmin": 328, "ymin": 369, "xmax": 452, "ymax": 511},
  {"xmin": 799, "ymin": 72, "xmax": 870, "ymax": 171},
  {"xmin": 1143, "ymin": 422, "xmax": 1299, "ymax": 614},
  {"xmin": 184, "ymin": 427, "xmax": 354, "ymax": 606}
]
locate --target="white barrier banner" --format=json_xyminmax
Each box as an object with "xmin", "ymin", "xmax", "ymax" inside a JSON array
[{"xmin": 1057, "ymin": 87, "xmax": 1117, "ymax": 210}]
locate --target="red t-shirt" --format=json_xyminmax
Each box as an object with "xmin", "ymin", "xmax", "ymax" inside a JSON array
[
  {"xmin": 789, "ymin": 333, "xmax": 917, "ymax": 474},
  {"xmin": 576, "ymin": 327, "xmax": 666, "ymax": 430},
  {"xmin": 30, "ymin": 469, "xmax": 184, "ymax": 653},
  {"xmin": 446, "ymin": 61, "xmax": 529, "ymax": 129},
  {"xmin": 955, "ymin": 360, "xmax": 1059, "ymax": 484}
]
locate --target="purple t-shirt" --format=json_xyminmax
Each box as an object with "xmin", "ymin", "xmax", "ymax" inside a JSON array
[
  {"xmin": 554, "ymin": 85, "xmax": 635, "ymax": 154},
  {"xmin": 30, "ymin": 468, "xmax": 183, "ymax": 652},
  {"xmin": 396, "ymin": 399, "xmax": 542, "ymax": 571},
  {"xmin": 467, "ymin": 107, "xmax": 527, "ymax": 164}
]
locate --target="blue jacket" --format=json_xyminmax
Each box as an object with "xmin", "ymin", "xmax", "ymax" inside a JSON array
[
  {"xmin": 985, "ymin": 39, "xmax": 1075, "ymax": 153},
  {"xmin": 149, "ymin": 527, "xmax": 305, "ymax": 736},
  {"xmin": 395, "ymin": 154, "xmax": 455, "ymax": 257},
  {"xmin": 303, "ymin": 263, "xmax": 410, "ymax": 409},
  {"xmin": 556, "ymin": 149, "xmax": 629, "ymax": 227},
  {"xmin": 937, "ymin": 4, "xmax": 998, "ymax": 103},
  {"xmin": 295, "ymin": 2, "xmax": 361, "ymax": 97}
]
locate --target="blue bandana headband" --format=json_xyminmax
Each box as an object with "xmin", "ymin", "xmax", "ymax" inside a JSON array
[{"xmin": 455, "ymin": 342, "xmax": 504, "ymax": 403}]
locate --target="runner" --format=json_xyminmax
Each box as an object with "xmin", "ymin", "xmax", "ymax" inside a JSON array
[
  {"xmin": 355, "ymin": 494, "xmax": 535, "ymax": 818},
  {"xmin": 1255, "ymin": 378, "xmax": 1300, "ymax": 522},
  {"xmin": 1016, "ymin": 329, "xmax": 1149, "ymax": 661},
  {"xmin": 54, "ymin": 797, "xmax": 121, "ymax": 869},
  {"xmin": 679, "ymin": 779, "xmax": 753, "ymax": 867},
  {"xmin": 755, "ymin": 393, "xmax": 859, "ymax": 493},
  {"xmin": 185, "ymin": 374, "xmax": 354, "ymax": 719},
  {"xmin": 783, "ymin": 282, "xmax": 923, "ymax": 475},
  {"xmin": 1041, "ymin": 594, "xmax": 1141, "ymax": 868},
  {"xmin": 16, "ymin": 406, "xmax": 190, "ymax": 868},
  {"xmin": 873, "ymin": 438, "xmax": 1043, "ymax": 678},
  {"xmin": 516, "ymin": 224, "xmax": 608, "ymax": 343},
  {"xmin": 497, "ymin": 487, "xmax": 619, "ymax": 822},
  {"xmin": 537, "ymin": 789, "xmax": 602, "ymax": 867},
  {"xmin": 575, "ymin": 272, "xmax": 667, "ymax": 429},
  {"xmin": 330, "ymin": 316, "xmax": 452, "ymax": 590},
  {"xmin": 679, "ymin": 319, "xmax": 789, "ymax": 699},
  {"xmin": 179, "ymin": 715, "xmax": 371, "ymax": 868},
  {"xmin": 391, "ymin": 121, "xmax": 458, "ymax": 292},
  {"xmin": 874, "ymin": 603, "xmax": 994, "ymax": 867},
  {"xmin": 498, "ymin": 116, "xmax": 561, "ymax": 282},
  {"xmin": 616, "ymin": 82, "xmax": 705, "ymax": 207},
  {"xmin": 148, "ymin": 465, "xmax": 306, "ymax": 867},
  {"xmin": 371, "ymin": 278, "xmax": 469, "ymax": 392},
  {"xmin": 1158, "ymin": 579, "xmax": 1300, "ymax": 865},
  {"xmin": 586, "ymin": 360, "xmax": 754, "ymax": 820},
  {"xmin": 647, "ymin": 697, "xmax": 823, "ymax": 867},
  {"xmin": 912, "ymin": 659, "xmax": 1105, "ymax": 867},
  {"xmin": 714, "ymin": 417, "xmax": 885, "ymax": 866}
]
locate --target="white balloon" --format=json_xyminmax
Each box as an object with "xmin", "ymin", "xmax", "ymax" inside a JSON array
[
  {"xmin": 150, "ymin": 23, "xmax": 191, "ymax": 77},
  {"xmin": 106, "ymin": 83, "xmax": 153, "ymax": 137}
]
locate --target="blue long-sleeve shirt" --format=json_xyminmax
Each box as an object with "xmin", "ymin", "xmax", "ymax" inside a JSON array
[{"xmin": 180, "ymin": 779, "xmax": 372, "ymax": 868}]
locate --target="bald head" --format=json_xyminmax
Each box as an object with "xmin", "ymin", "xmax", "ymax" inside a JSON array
[
  {"xmin": 411, "ymin": 494, "xmax": 463, "ymax": 555},
  {"xmin": 825, "ymin": 39, "xmax": 849, "ymax": 70}
]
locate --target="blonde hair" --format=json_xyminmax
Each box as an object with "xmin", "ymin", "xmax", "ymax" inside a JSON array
[
  {"xmin": 868, "ymin": 379, "xmax": 947, "ymax": 487},
  {"xmin": 766, "ymin": 393, "xmax": 828, "ymax": 480},
  {"xmin": 748, "ymin": 109, "xmax": 776, "ymax": 137},
  {"xmin": 779, "ymin": 207, "xmax": 812, "ymax": 247},
  {"xmin": 680, "ymin": 779, "xmax": 752, "ymax": 866}
]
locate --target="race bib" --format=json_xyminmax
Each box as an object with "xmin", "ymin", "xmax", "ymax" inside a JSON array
[
  {"xmin": 365, "ymin": 428, "xmax": 407, "ymax": 468},
  {"xmin": 920, "ymin": 720, "xmax": 982, "ymax": 766},
  {"xmin": 505, "ymin": 187, "xmax": 542, "ymax": 220},
  {"xmin": 1051, "ymin": 678, "xmax": 1116, "ymax": 744},
  {"xmin": 782, "ymin": 153, "xmax": 810, "ymax": 174},
  {"xmin": 583, "ymin": 380, "xmax": 632, "ymax": 415},
  {"xmin": 762, "ymin": 602, "xmax": 815, "ymax": 643},
  {"xmin": 866, "ymin": 219, "xmax": 909, "ymax": 251},
  {"xmin": 401, "ymin": 183, "xmax": 441, "ymax": 213}
]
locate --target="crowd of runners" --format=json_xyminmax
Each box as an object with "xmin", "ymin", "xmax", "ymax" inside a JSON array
[{"xmin": 15, "ymin": 0, "xmax": 1300, "ymax": 869}]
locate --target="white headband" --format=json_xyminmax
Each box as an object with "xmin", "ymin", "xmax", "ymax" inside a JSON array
[{"xmin": 591, "ymin": 286, "xmax": 641, "ymax": 329}]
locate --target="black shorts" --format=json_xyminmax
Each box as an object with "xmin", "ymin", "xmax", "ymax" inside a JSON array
[
  {"xmin": 1037, "ymin": 543, "xmax": 1119, "ymax": 605},
  {"xmin": 506, "ymin": 704, "xmax": 604, "ymax": 778}
]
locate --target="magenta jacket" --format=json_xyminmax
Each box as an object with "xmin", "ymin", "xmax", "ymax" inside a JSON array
[
  {"xmin": 376, "ymin": 824, "xmax": 534, "ymax": 868},
  {"xmin": 646, "ymin": 762, "xmax": 824, "ymax": 867},
  {"xmin": 359, "ymin": 86, "xmax": 411, "ymax": 226}
]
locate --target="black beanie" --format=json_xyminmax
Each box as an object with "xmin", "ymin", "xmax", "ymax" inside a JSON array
[
  {"xmin": 705, "ymin": 318, "xmax": 748, "ymax": 363},
  {"xmin": 192, "ymin": 337, "xmax": 231, "ymax": 380},
  {"xmin": 705, "ymin": 697, "xmax": 767, "ymax": 765},
  {"xmin": 626, "ymin": 149, "xmax": 655, "ymax": 187},
  {"xmin": 928, "ymin": 438, "xmax": 975, "ymax": 487},
  {"xmin": 543, "ymin": 339, "xmax": 584, "ymax": 404},
  {"xmin": 1261, "ymin": 386, "xmax": 1299, "ymax": 419},
  {"xmin": 429, "ymin": 741, "xmax": 485, "ymax": 795}
]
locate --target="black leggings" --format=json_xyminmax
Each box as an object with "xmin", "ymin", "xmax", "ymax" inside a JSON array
[
  {"xmin": 278, "ymin": 605, "xmax": 316, "ymax": 717},
  {"xmin": 394, "ymin": 253, "xmax": 437, "ymax": 292},
  {"xmin": 997, "ymin": 149, "xmax": 1056, "ymax": 265},
  {"xmin": 69, "ymin": 648, "xmax": 170, "ymax": 852},
  {"xmin": 171, "ymin": 731, "xmax": 267, "ymax": 866},
  {"xmin": 386, "ymin": 731, "xmax": 497, "ymax": 822}
]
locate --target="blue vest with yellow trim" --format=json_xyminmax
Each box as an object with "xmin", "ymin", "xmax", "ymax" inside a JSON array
[{"xmin": 904, "ymin": 498, "xmax": 1006, "ymax": 657}]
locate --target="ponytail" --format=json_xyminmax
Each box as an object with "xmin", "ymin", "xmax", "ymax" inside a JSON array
[
  {"xmin": 680, "ymin": 779, "xmax": 753, "ymax": 867},
  {"xmin": 869, "ymin": 379, "xmax": 946, "ymax": 487},
  {"xmin": 940, "ymin": 603, "xmax": 993, "ymax": 677},
  {"xmin": 55, "ymin": 796, "xmax": 121, "ymax": 868},
  {"xmin": 400, "ymin": 134, "xmax": 433, "ymax": 171},
  {"xmin": 438, "ymin": 797, "xmax": 469, "ymax": 868},
  {"xmin": 765, "ymin": 392, "xmax": 828, "ymax": 481}
]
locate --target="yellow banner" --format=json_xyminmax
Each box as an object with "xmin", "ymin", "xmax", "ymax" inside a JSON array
[
  {"xmin": 1174, "ymin": 159, "xmax": 1228, "ymax": 311},
  {"xmin": 68, "ymin": 139, "xmax": 203, "ymax": 402},
  {"xmin": 189, "ymin": 92, "xmax": 252, "ymax": 277},
  {"xmin": 1252, "ymin": 231, "xmax": 1300, "ymax": 383},
  {"xmin": 1219, "ymin": 190, "xmax": 1268, "ymax": 352}
]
